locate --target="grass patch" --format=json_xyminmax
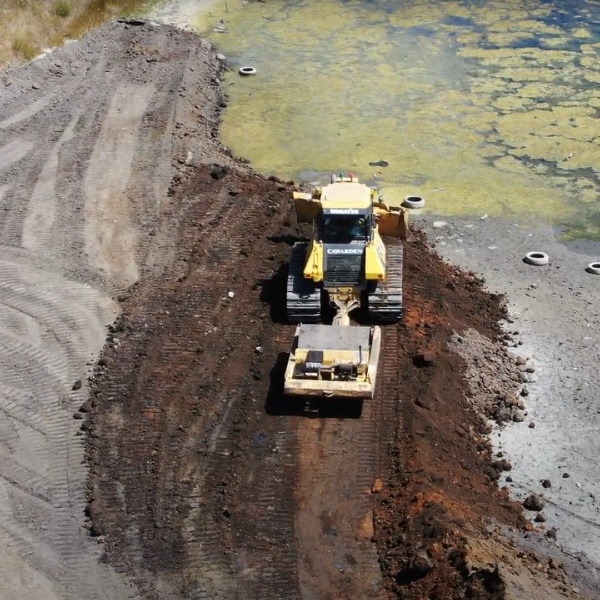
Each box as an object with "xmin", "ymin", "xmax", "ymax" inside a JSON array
[
  {"xmin": 0, "ymin": 0, "xmax": 155, "ymax": 67},
  {"xmin": 11, "ymin": 36, "xmax": 39, "ymax": 60},
  {"xmin": 54, "ymin": 1, "xmax": 71, "ymax": 18}
]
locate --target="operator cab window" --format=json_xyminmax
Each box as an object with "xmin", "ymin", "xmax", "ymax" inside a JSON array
[{"xmin": 320, "ymin": 214, "xmax": 369, "ymax": 242}]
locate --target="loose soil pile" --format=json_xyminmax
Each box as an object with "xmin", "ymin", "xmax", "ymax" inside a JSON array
[{"xmin": 0, "ymin": 18, "xmax": 591, "ymax": 600}]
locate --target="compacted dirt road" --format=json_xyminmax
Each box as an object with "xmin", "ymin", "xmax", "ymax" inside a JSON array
[
  {"xmin": 0, "ymin": 20, "xmax": 231, "ymax": 599},
  {"xmin": 0, "ymin": 19, "xmax": 596, "ymax": 600}
]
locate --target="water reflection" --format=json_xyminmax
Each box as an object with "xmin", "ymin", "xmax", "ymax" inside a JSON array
[{"xmin": 197, "ymin": 0, "xmax": 600, "ymax": 239}]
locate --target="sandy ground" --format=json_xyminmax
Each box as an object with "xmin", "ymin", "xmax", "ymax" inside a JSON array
[{"xmin": 418, "ymin": 213, "xmax": 600, "ymax": 584}]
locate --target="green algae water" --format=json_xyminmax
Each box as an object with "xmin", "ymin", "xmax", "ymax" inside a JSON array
[{"xmin": 195, "ymin": 0, "xmax": 600, "ymax": 239}]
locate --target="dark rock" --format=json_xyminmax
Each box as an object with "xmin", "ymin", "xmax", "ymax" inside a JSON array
[
  {"xmin": 79, "ymin": 400, "xmax": 92, "ymax": 413},
  {"xmin": 483, "ymin": 465, "xmax": 500, "ymax": 481},
  {"xmin": 520, "ymin": 386, "xmax": 529, "ymax": 397},
  {"xmin": 541, "ymin": 479, "xmax": 551, "ymax": 488},
  {"xmin": 535, "ymin": 513, "xmax": 546, "ymax": 523},
  {"xmin": 118, "ymin": 18, "xmax": 146, "ymax": 26},
  {"xmin": 413, "ymin": 350, "xmax": 436, "ymax": 368},
  {"xmin": 89, "ymin": 522, "xmax": 105, "ymax": 537},
  {"xmin": 72, "ymin": 379, "xmax": 82, "ymax": 391},
  {"xmin": 492, "ymin": 459, "xmax": 512, "ymax": 472},
  {"xmin": 368, "ymin": 160, "xmax": 389, "ymax": 167},
  {"xmin": 73, "ymin": 412, "xmax": 84, "ymax": 420},
  {"xmin": 495, "ymin": 407, "xmax": 512, "ymax": 423},
  {"xmin": 562, "ymin": 472, "xmax": 570, "ymax": 478},
  {"xmin": 414, "ymin": 397, "xmax": 432, "ymax": 410},
  {"xmin": 528, "ymin": 421, "xmax": 536, "ymax": 428},
  {"xmin": 210, "ymin": 164, "xmax": 229, "ymax": 180},
  {"xmin": 523, "ymin": 494, "xmax": 545, "ymax": 511},
  {"xmin": 512, "ymin": 410, "xmax": 525, "ymax": 422},
  {"xmin": 396, "ymin": 551, "xmax": 433, "ymax": 585},
  {"xmin": 546, "ymin": 528, "xmax": 557, "ymax": 540},
  {"xmin": 423, "ymin": 523, "xmax": 445, "ymax": 539}
]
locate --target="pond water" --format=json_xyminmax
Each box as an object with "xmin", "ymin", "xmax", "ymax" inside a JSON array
[
  {"xmin": 60, "ymin": 0, "xmax": 156, "ymax": 41},
  {"xmin": 191, "ymin": 0, "xmax": 600, "ymax": 240}
]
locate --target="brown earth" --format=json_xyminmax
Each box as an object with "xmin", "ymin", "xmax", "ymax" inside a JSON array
[{"xmin": 0, "ymin": 18, "xmax": 591, "ymax": 600}]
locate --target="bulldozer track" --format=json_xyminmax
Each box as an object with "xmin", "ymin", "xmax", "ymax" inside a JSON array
[
  {"xmin": 368, "ymin": 243, "xmax": 403, "ymax": 323},
  {"xmin": 286, "ymin": 242, "xmax": 322, "ymax": 323},
  {"xmin": 229, "ymin": 411, "xmax": 301, "ymax": 600},
  {"xmin": 294, "ymin": 304, "xmax": 401, "ymax": 598}
]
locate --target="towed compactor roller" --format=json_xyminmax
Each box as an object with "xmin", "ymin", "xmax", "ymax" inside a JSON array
[
  {"xmin": 284, "ymin": 323, "xmax": 381, "ymax": 399},
  {"xmin": 283, "ymin": 174, "xmax": 408, "ymax": 400}
]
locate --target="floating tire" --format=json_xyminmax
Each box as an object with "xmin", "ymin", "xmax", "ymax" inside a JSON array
[
  {"xmin": 239, "ymin": 66, "xmax": 257, "ymax": 76},
  {"xmin": 402, "ymin": 195, "xmax": 425, "ymax": 209},
  {"xmin": 586, "ymin": 262, "xmax": 600, "ymax": 275},
  {"xmin": 524, "ymin": 252, "xmax": 549, "ymax": 266}
]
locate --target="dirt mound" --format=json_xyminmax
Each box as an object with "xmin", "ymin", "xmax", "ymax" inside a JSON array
[{"xmin": 374, "ymin": 232, "xmax": 524, "ymax": 598}]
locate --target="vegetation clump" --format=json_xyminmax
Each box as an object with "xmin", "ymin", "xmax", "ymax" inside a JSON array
[
  {"xmin": 11, "ymin": 36, "xmax": 38, "ymax": 60},
  {"xmin": 54, "ymin": 1, "xmax": 71, "ymax": 18}
]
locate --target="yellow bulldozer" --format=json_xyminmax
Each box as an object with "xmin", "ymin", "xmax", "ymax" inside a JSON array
[{"xmin": 284, "ymin": 173, "xmax": 409, "ymax": 400}]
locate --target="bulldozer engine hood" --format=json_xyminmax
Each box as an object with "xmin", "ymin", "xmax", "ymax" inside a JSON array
[{"xmin": 323, "ymin": 242, "xmax": 366, "ymax": 287}]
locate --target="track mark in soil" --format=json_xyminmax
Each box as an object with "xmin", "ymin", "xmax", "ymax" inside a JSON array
[{"xmin": 84, "ymin": 84, "xmax": 155, "ymax": 289}]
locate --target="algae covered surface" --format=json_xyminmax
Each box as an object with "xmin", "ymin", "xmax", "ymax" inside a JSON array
[{"xmin": 197, "ymin": 0, "xmax": 600, "ymax": 239}]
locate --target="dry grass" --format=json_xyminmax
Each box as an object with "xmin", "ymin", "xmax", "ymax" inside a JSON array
[{"xmin": 0, "ymin": 0, "xmax": 154, "ymax": 67}]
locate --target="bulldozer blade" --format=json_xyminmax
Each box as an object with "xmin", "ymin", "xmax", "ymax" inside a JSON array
[{"xmin": 374, "ymin": 203, "xmax": 409, "ymax": 239}]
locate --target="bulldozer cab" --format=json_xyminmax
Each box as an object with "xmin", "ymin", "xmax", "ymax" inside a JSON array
[
  {"xmin": 318, "ymin": 210, "xmax": 371, "ymax": 243},
  {"xmin": 293, "ymin": 183, "xmax": 408, "ymax": 241}
]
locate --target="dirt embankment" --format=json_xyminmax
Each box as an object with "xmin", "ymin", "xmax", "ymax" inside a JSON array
[
  {"xmin": 0, "ymin": 19, "xmax": 235, "ymax": 600},
  {"xmin": 0, "ymin": 19, "xmax": 594, "ymax": 600}
]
